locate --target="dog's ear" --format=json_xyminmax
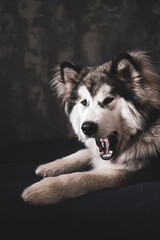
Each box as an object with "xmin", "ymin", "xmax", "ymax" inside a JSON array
[
  {"xmin": 110, "ymin": 52, "xmax": 141, "ymax": 82},
  {"xmin": 60, "ymin": 61, "xmax": 82, "ymax": 85},
  {"xmin": 51, "ymin": 62, "xmax": 82, "ymax": 102}
]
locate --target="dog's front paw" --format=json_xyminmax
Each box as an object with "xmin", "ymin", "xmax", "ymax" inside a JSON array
[
  {"xmin": 21, "ymin": 177, "xmax": 65, "ymax": 205},
  {"xmin": 35, "ymin": 161, "xmax": 61, "ymax": 177},
  {"xmin": 35, "ymin": 164, "xmax": 53, "ymax": 177}
]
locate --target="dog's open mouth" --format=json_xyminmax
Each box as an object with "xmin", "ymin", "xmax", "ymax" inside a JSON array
[{"xmin": 96, "ymin": 132, "xmax": 118, "ymax": 160}]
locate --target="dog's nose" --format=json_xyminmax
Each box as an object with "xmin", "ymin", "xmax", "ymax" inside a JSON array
[{"xmin": 81, "ymin": 121, "xmax": 98, "ymax": 136}]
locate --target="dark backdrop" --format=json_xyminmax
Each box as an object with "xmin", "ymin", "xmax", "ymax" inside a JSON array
[{"xmin": 1, "ymin": 0, "xmax": 160, "ymax": 150}]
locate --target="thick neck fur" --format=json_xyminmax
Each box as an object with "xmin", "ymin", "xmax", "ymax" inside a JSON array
[{"xmin": 115, "ymin": 117, "xmax": 160, "ymax": 170}]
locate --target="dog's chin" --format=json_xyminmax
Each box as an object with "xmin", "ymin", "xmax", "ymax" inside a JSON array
[{"xmin": 95, "ymin": 131, "xmax": 118, "ymax": 160}]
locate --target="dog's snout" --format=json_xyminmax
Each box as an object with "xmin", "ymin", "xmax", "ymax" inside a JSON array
[{"xmin": 81, "ymin": 121, "xmax": 98, "ymax": 136}]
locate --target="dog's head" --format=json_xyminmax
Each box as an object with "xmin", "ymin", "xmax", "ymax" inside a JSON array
[{"xmin": 51, "ymin": 51, "xmax": 160, "ymax": 160}]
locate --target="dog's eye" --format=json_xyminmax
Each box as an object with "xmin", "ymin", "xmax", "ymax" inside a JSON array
[
  {"xmin": 81, "ymin": 99, "xmax": 87, "ymax": 106},
  {"xmin": 103, "ymin": 97, "xmax": 115, "ymax": 105}
]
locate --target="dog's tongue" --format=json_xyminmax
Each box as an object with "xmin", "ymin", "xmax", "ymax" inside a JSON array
[{"xmin": 96, "ymin": 137, "xmax": 113, "ymax": 160}]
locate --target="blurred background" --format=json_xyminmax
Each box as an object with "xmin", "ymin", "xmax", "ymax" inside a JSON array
[{"xmin": 1, "ymin": 0, "xmax": 160, "ymax": 151}]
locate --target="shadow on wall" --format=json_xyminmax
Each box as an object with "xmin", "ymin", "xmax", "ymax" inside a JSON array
[{"xmin": 1, "ymin": 0, "xmax": 160, "ymax": 148}]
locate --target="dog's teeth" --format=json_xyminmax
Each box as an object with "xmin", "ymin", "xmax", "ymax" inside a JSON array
[{"xmin": 96, "ymin": 136, "xmax": 115, "ymax": 160}]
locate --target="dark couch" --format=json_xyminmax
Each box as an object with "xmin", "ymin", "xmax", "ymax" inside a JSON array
[{"xmin": 1, "ymin": 139, "xmax": 160, "ymax": 239}]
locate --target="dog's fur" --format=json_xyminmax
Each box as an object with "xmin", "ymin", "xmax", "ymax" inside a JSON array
[{"xmin": 22, "ymin": 51, "xmax": 160, "ymax": 205}]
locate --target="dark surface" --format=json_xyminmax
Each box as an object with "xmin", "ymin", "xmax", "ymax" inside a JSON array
[{"xmin": 1, "ymin": 139, "xmax": 160, "ymax": 239}]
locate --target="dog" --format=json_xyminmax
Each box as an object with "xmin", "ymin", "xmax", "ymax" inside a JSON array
[{"xmin": 22, "ymin": 51, "xmax": 160, "ymax": 205}]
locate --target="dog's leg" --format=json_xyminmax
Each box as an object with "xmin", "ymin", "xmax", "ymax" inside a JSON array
[
  {"xmin": 22, "ymin": 169, "xmax": 129, "ymax": 205},
  {"xmin": 35, "ymin": 149, "xmax": 91, "ymax": 177}
]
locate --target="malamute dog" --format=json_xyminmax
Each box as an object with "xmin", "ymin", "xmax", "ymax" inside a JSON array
[{"xmin": 22, "ymin": 51, "xmax": 160, "ymax": 205}]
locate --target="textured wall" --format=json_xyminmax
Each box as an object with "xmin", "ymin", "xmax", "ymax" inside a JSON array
[{"xmin": 1, "ymin": 0, "xmax": 160, "ymax": 147}]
